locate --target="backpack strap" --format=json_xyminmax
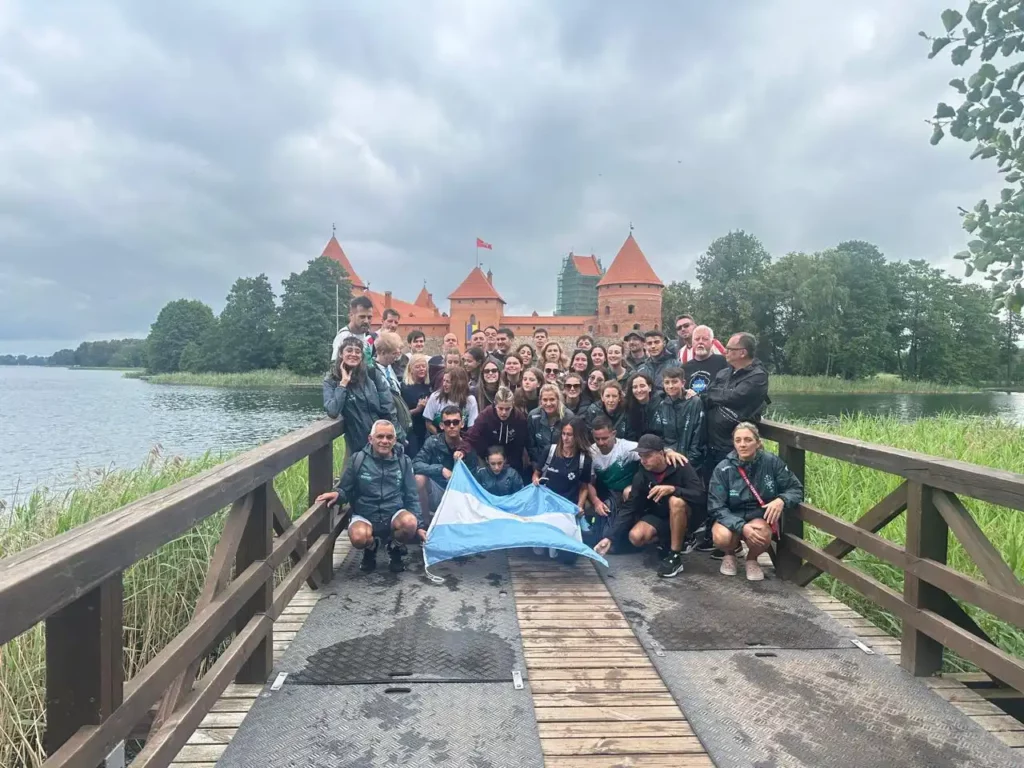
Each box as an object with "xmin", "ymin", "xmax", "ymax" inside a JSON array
[
  {"xmin": 352, "ymin": 450, "xmax": 366, "ymax": 475},
  {"xmin": 543, "ymin": 443, "xmax": 557, "ymax": 472}
]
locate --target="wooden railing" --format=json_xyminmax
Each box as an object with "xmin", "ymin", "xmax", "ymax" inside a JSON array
[
  {"xmin": 0, "ymin": 417, "xmax": 345, "ymax": 768},
  {"xmin": 763, "ymin": 419, "xmax": 1024, "ymax": 691}
]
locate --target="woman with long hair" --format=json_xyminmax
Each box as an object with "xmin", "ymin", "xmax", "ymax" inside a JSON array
[
  {"xmin": 526, "ymin": 383, "xmax": 572, "ymax": 467},
  {"xmin": 581, "ymin": 368, "xmax": 606, "ymax": 409},
  {"xmin": 585, "ymin": 380, "xmax": 628, "ymax": 437},
  {"xmin": 516, "ymin": 343, "xmax": 536, "ymax": 369},
  {"xmin": 501, "ymin": 354, "xmax": 523, "ymax": 390},
  {"xmin": 462, "ymin": 346, "xmax": 485, "ymax": 380},
  {"xmin": 515, "ymin": 366, "xmax": 544, "ymax": 414},
  {"xmin": 589, "ymin": 345, "xmax": 609, "ymax": 373},
  {"xmin": 424, "ymin": 365, "xmax": 478, "ymax": 433},
  {"xmin": 569, "ymin": 349, "xmax": 591, "ymax": 378},
  {"xmin": 532, "ymin": 416, "xmax": 597, "ymax": 564},
  {"xmin": 473, "ymin": 358, "xmax": 502, "ymax": 410},
  {"xmin": 561, "ymin": 372, "xmax": 584, "ymax": 413},
  {"xmin": 323, "ymin": 336, "xmax": 403, "ymax": 453},
  {"xmin": 623, "ymin": 371, "xmax": 661, "ymax": 441},
  {"xmin": 606, "ymin": 343, "xmax": 630, "ymax": 383},
  {"xmin": 401, "ymin": 353, "xmax": 432, "ymax": 457},
  {"xmin": 709, "ymin": 422, "xmax": 804, "ymax": 581},
  {"xmin": 542, "ymin": 341, "xmax": 567, "ymax": 370},
  {"xmin": 466, "ymin": 386, "xmax": 529, "ymax": 478}
]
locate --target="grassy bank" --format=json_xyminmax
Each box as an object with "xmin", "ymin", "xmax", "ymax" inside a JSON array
[
  {"xmin": 0, "ymin": 442, "xmax": 345, "ymax": 768},
  {"xmin": 128, "ymin": 369, "xmax": 321, "ymax": 387},
  {"xmin": 778, "ymin": 413, "xmax": 1024, "ymax": 668},
  {"xmin": 770, "ymin": 374, "xmax": 978, "ymax": 394}
]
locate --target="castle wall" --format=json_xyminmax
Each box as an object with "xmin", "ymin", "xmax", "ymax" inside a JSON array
[{"xmin": 596, "ymin": 283, "xmax": 662, "ymax": 337}]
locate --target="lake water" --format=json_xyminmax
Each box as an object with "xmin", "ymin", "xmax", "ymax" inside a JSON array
[{"xmin": 3, "ymin": 367, "xmax": 1024, "ymax": 501}]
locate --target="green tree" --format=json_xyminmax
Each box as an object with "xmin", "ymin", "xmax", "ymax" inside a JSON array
[
  {"xmin": 278, "ymin": 257, "xmax": 350, "ymax": 375},
  {"xmin": 50, "ymin": 348, "xmax": 76, "ymax": 366},
  {"xmin": 831, "ymin": 241, "xmax": 894, "ymax": 378},
  {"xmin": 146, "ymin": 299, "xmax": 216, "ymax": 373},
  {"xmin": 218, "ymin": 275, "xmax": 281, "ymax": 372},
  {"xmin": 923, "ymin": 1, "xmax": 1024, "ymax": 310},
  {"xmin": 178, "ymin": 340, "xmax": 203, "ymax": 373},
  {"xmin": 998, "ymin": 307, "xmax": 1024, "ymax": 384},
  {"xmin": 695, "ymin": 231, "xmax": 771, "ymax": 339},
  {"xmin": 661, "ymin": 280, "xmax": 703, "ymax": 330}
]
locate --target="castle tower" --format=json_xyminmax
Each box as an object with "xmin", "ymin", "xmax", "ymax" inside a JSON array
[
  {"xmin": 555, "ymin": 252, "xmax": 603, "ymax": 316},
  {"xmin": 448, "ymin": 266, "xmax": 505, "ymax": 344},
  {"xmin": 596, "ymin": 233, "xmax": 663, "ymax": 337},
  {"xmin": 321, "ymin": 235, "xmax": 367, "ymax": 291}
]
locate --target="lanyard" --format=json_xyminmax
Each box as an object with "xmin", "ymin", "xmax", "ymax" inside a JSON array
[{"xmin": 736, "ymin": 465, "xmax": 778, "ymax": 535}]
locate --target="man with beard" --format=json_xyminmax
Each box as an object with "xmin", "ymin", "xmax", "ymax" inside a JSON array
[{"xmin": 683, "ymin": 325, "xmax": 729, "ymax": 397}]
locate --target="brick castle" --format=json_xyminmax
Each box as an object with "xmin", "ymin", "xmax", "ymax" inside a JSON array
[{"xmin": 320, "ymin": 232, "xmax": 664, "ymax": 344}]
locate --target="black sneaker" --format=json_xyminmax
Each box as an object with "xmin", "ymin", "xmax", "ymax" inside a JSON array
[
  {"xmin": 359, "ymin": 538, "xmax": 379, "ymax": 572},
  {"xmin": 387, "ymin": 542, "xmax": 407, "ymax": 573},
  {"xmin": 695, "ymin": 533, "xmax": 717, "ymax": 553},
  {"xmin": 711, "ymin": 545, "xmax": 743, "ymax": 561},
  {"xmin": 681, "ymin": 534, "xmax": 698, "ymax": 554},
  {"xmin": 658, "ymin": 550, "xmax": 685, "ymax": 578}
]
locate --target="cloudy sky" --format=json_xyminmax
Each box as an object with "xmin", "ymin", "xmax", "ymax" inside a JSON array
[{"xmin": 0, "ymin": 0, "xmax": 1000, "ymax": 355}]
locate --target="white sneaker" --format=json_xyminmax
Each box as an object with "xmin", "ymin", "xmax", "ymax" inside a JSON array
[
  {"xmin": 745, "ymin": 559, "xmax": 765, "ymax": 581},
  {"xmin": 720, "ymin": 554, "xmax": 737, "ymax": 576}
]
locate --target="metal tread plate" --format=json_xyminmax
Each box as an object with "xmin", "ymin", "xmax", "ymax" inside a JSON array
[
  {"xmin": 276, "ymin": 549, "xmax": 524, "ymax": 684},
  {"xmin": 647, "ymin": 648, "xmax": 1023, "ymax": 768},
  {"xmin": 217, "ymin": 682, "xmax": 544, "ymax": 768},
  {"xmin": 599, "ymin": 550, "xmax": 855, "ymax": 650}
]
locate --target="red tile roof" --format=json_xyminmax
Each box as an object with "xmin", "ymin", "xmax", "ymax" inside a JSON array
[
  {"xmin": 502, "ymin": 315, "xmax": 595, "ymax": 325},
  {"xmin": 321, "ymin": 236, "xmax": 366, "ymax": 290},
  {"xmin": 448, "ymin": 266, "xmax": 505, "ymax": 302},
  {"xmin": 414, "ymin": 286, "xmax": 437, "ymax": 310},
  {"xmin": 596, "ymin": 234, "xmax": 663, "ymax": 287},
  {"xmin": 570, "ymin": 253, "xmax": 602, "ymax": 277},
  {"xmin": 365, "ymin": 290, "xmax": 445, "ymax": 325}
]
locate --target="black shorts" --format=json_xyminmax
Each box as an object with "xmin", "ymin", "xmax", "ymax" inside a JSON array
[{"xmin": 638, "ymin": 513, "xmax": 670, "ymax": 544}]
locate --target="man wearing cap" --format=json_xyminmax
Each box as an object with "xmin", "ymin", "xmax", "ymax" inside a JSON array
[
  {"xmin": 623, "ymin": 331, "xmax": 647, "ymax": 370},
  {"xmin": 639, "ymin": 330, "xmax": 676, "ymax": 390},
  {"xmin": 593, "ymin": 435, "xmax": 706, "ymax": 578}
]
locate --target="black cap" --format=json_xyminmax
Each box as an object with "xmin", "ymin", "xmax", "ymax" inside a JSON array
[
  {"xmin": 623, "ymin": 331, "xmax": 644, "ymax": 342},
  {"xmin": 636, "ymin": 434, "xmax": 665, "ymax": 454}
]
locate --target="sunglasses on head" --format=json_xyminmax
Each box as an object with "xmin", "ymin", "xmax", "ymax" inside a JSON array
[{"xmin": 442, "ymin": 419, "xmax": 462, "ymax": 427}]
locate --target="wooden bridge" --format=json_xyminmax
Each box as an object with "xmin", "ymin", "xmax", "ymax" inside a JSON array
[{"xmin": 3, "ymin": 418, "xmax": 1024, "ymax": 767}]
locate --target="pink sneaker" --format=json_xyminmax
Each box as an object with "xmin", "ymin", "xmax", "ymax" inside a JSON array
[
  {"xmin": 720, "ymin": 554, "xmax": 737, "ymax": 576},
  {"xmin": 745, "ymin": 559, "xmax": 765, "ymax": 581}
]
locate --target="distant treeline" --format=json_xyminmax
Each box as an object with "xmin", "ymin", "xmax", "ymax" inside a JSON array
[
  {"xmin": 661, "ymin": 232, "xmax": 1024, "ymax": 386},
  {"xmin": 0, "ymin": 338, "xmax": 147, "ymax": 368}
]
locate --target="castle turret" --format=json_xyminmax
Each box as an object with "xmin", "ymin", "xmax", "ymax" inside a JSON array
[
  {"xmin": 448, "ymin": 266, "xmax": 505, "ymax": 344},
  {"xmin": 596, "ymin": 233, "xmax": 663, "ymax": 337}
]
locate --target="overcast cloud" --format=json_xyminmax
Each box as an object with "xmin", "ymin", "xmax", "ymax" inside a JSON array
[{"xmin": 0, "ymin": 0, "xmax": 1002, "ymax": 354}]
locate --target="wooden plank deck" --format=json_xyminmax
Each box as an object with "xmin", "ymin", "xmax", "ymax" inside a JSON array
[
  {"xmin": 803, "ymin": 584, "xmax": 1024, "ymax": 754},
  {"xmin": 166, "ymin": 538, "xmax": 351, "ymax": 768},
  {"xmin": 509, "ymin": 556, "xmax": 714, "ymax": 768}
]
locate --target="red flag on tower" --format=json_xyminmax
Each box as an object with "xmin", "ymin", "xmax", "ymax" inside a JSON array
[{"xmin": 476, "ymin": 237, "xmax": 492, "ymax": 250}]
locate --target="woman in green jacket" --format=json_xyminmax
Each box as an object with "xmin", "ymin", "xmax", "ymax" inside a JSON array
[{"xmin": 708, "ymin": 422, "xmax": 803, "ymax": 582}]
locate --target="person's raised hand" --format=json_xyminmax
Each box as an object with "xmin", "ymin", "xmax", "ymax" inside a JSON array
[
  {"xmin": 647, "ymin": 484, "xmax": 675, "ymax": 502},
  {"xmin": 315, "ymin": 491, "xmax": 339, "ymax": 506},
  {"xmin": 594, "ymin": 538, "xmax": 612, "ymax": 555},
  {"xmin": 453, "ymin": 450, "xmax": 465, "ymax": 462},
  {"xmin": 339, "ymin": 367, "xmax": 352, "ymax": 387},
  {"xmin": 763, "ymin": 498, "xmax": 784, "ymax": 526}
]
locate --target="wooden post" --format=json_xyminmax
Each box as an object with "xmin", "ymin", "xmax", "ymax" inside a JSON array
[
  {"xmin": 45, "ymin": 573, "xmax": 124, "ymax": 758},
  {"xmin": 235, "ymin": 482, "xmax": 273, "ymax": 684},
  {"xmin": 308, "ymin": 443, "xmax": 335, "ymax": 585},
  {"xmin": 902, "ymin": 481, "xmax": 948, "ymax": 676},
  {"xmin": 776, "ymin": 444, "xmax": 805, "ymax": 581}
]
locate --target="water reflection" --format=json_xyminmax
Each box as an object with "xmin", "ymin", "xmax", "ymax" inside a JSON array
[{"xmin": 767, "ymin": 392, "xmax": 1024, "ymax": 424}]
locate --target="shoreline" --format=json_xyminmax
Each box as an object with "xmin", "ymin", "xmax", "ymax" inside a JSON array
[{"xmin": 122, "ymin": 369, "xmax": 987, "ymax": 395}]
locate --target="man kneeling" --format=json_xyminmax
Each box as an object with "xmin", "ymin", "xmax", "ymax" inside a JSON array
[
  {"xmin": 594, "ymin": 434, "xmax": 706, "ymax": 578},
  {"xmin": 316, "ymin": 420, "xmax": 425, "ymax": 573}
]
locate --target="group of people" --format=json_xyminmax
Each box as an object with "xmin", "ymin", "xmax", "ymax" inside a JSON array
[{"xmin": 316, "ymin": 294, "xmax": 804, "ymax": 580}]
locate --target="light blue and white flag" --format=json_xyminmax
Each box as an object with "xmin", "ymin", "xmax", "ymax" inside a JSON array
[{"xmin": 423, "ymin": 461, "xmax": 609, "ymax": 568}]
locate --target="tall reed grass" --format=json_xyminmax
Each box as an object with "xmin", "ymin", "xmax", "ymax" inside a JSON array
[
  {"xmin": 0, "ymin": 442, "xmax": 345, "ymax": 768},
  {"xmin": 770, "ymin": 374, "xmax": 977, "ymax": 394},
  {"xmin": 131, "ymin": 370, "xmax": 321, "ymax": 387},
  {"xmin": 776, "ymin": 414, "xmax": 1024, "ymax": 669}
]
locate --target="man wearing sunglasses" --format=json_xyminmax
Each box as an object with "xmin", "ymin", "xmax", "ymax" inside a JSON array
[
  {"xmin": 315, "ymin": 420, "xmax": 424, "ymax": 574},
  {"xmin": 673, "ymin": 314, "xmax": 726, "ymax": 363},
  {"xmin": 413, "ymin": 405, "xmax": 478, "ymax": 517}
]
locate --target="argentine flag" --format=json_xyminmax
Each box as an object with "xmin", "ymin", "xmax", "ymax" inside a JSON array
[{"xmin": 424, "ymin": 461, "xmax": 609, "ymax": 568}]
